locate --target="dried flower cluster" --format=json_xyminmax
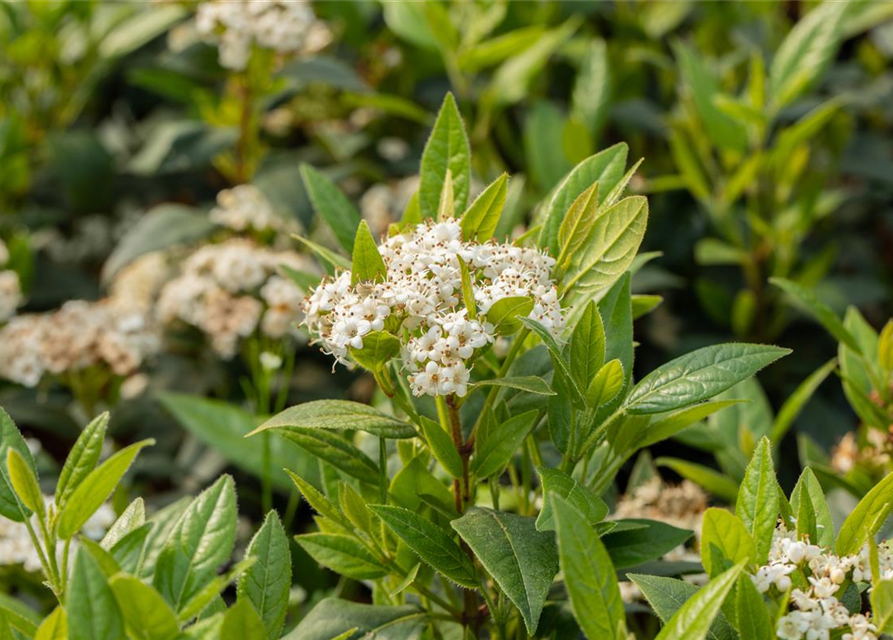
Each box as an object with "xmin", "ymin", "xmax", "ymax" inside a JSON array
[
  {"xmin": 0, "ymin": 299, "xmax": 160, "ymax": 388},
  {"xmin": 303, "ymin": 220, "xmax": 564, "ymax": 397},
  {"xmin": 210, "ymin": 184, "xmax": 287, "ymax": 233},
  {"xmin": 0, "ymin": 239, "xmax": 22, "ymax": 322},
  {"xmin": 831, "ymin": 431, "xmax": 891, "ymax": 475},
  {"xmin": 158, "ymin": 238, "xmax": 312, "ymax": 358},
  {"xmin": 195, "ymin": 0, "xmax": 330, "ymax": 71},
  {"xmin": 755, "ymin": 524, "xmax": 882, "ymax": 640}
]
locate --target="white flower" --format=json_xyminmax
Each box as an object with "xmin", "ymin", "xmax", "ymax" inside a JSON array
[
  {"xmin": 0, "ymin": 270, "xmax": 22, "ymax": 322},
  {"xmin": 259, "ymin": 351, "xmax": 283, "ymax": 371}
]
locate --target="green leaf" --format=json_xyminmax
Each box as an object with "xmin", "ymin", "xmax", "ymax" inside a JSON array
[
  {"xmin": 285, "ymin": 599, "xmax": 425, "ymax": 640},
  {"xmin": 460, "ymin": 173, "xmax": 507, "ymax": 241},
  {"xmin": 252, "ymin": 400, "xmax": 416, "ymax": 440},
  {"xmin": 638, "ymin": 400, "xmax": 743, "ymax": 450},
  {"xmin": 0, "ymin": 407, "xmax": 36, "ymax": 522},
  {"xmin": 351, "ymin": 220, "xmax": 387, "ymax": 286},
  {"xmin": 55, "ymin": 412, "xmax": 108, "ymax": 509},
  {"xmin": 564, "ymin": 196, "xmax": 649, "ymax": 298},
  {"xmin": 558, "ymin": 182, "xmax": 599, "ymax": 264},
  {"xmin": 457, "ymin": 256, "xmax": 477, "ymax": 318},
  {"xmin": 569, "ymin": 300, "xmax": 605, "ymax": 391},
  {"xmin": 296, "ymin": 533, "xmax": 387, "ymax": 580},
  {"xmin": 109, "ymin": 524, "xmax": 152, "ymax": 575},
  {"xmin": 293, "ymin": 235, "xmax": 351, "ymax": 273},
  {"xmin": 109, "ymin": 575, "xmax": 179, "ymax": 640},
  {"xmin": 420, "ymin": 93, "xmax": 470, "ymax": 219},
  {"xmin": 371, "ymin": 505, "xmax": 477, "ymax": 588},
  {"xmin": 836, "ymin": 468, "xmax": 893, "ymax": 555},
  {"xmin": 655, "ymin": 458, "xmax": 739, "ymax": 503},
  {"xmin": 221, "ymin": 601, "xmax": 266, "ymax": 640},
  {"xmin": 792, "ymin": 477, "xmax": 817, "ymax": 544},
  {"xmin": 472, "ymin": 410, "xmax": 539, "ymax": 478},
  {"xmin": 540, "ymin": 143, "xmax": 628, "ymax": 257},
  {"xmin": 101, "ymin": 498, "xmax": 145, "ymax": 549},
  {"xmin": 473, "ymin": 376, "xmax": 555, "ymax": 396},
  {"xmin": 585, "ymin": 359, "xmax": 624, "ymax": 409},
  {"xmin": 536, "ymin": 467, "xmax": 607, "ymax": 532},
  {"xmin": 177, "ymin": 558, "xmax": 255, "ymax": 623},
  {"xmin": 629, "ymin": 574, "xmax": 737, "ymax": 640},
  {"xmin": 699, "ymin": 508, "xmax": 755, "ymax": 576},
  {"xmin": 339, "ymin": 482, "xmax": 374, "ymax": 537},
  {"xmin": 524, "ymin": 101, "xmax": 572, "ymax": 191},
  {"xmin": 274, "ymin": 428, "xmax": 379, "ymax": 484},
  {"xmin": 653, "ymin": 563, "xmax": 744, "ymax": 640},
  {"xmin": 156, "ymin": 475, "xmax": 237, "ymax": 610},
  {"xmin": 160, "ymin": 393, "xmax": 318, "ymax": 492},
  {"xmin": 871, "ymin": 580, "xmax": 893, "ymax": 634},
  {"xmin": 67, "ymin": 547, "xmax": 124, "ymax": 640},
  {"xmin": 6, "ymin": 449, "xmax": 43, "ymax": 518},
  {"xmin": 626, "ymin": 344, "xmax": 790, "ymax": 414},
  {"xmin": 452, "ymin": 508, "xmax": 559, "ymax": 634},
  {"xmin": 58, "ymin": 439, "xmax": 154, "ymax": 540},
  {"xmin": 553, "ymin": 496, "xmax": 624, "ymax": 640},
  {"xmin": 770, "ymin": 278, "xmax": 861, "ymax": 353},
  {"xmin": 770, "ymin": 358, "xmax": 836, "ymax": 442},
  {"xmin": 790, "ymin": 468, "xmax": 834, "ymax": 548},
  {"xmin": 736, "ymin": 438, "xmax": 778, "ymax": 563},
  {"xmin": 300, "ymin": 164, "xmax": 361, "ymax": 253},
  {"xmin": 572, "ymin": 38, "xmax": 611, "ymax": 137},
  {"xmin": 135, "ymin": 497, "xmax": 191, "ymax": 580},
  {"xmin": 34, "ymin": 607, "xmax": 67, "ymax": 640},
  {"xmin": 285, "ymin": 470, "xmax": 350, "ymax": 530},
  {"xmin": 486, "ymin": 296, "xmax": 534, "ymax": 335},
  {"xmin": 518, "ymin": 317, "xmax": 585, "ymax": 405},
  {"xmin": 735, "ymin": 574, "xmax": 773, "ymax": 640},
  {"xmin": 601, "ymin": 519, "xmax": 693, "ymax": 569},
  {"xmin": 769, "ymin": 1, "xmax": 851, "ymax": 109},
  {"xmin": 238, "ymin": 511, "xmax": 291, "ymax": 640},
  {"xmin": 437, "ymin": 169, "xmax": 455, "ymax": 220},
  {"xmin": 419, "ymin": 417, "xmax": 463, "ymax": 479},
  {"xmin": 350, "ymin": 331, "xmax": 401, "ymax": 372}
]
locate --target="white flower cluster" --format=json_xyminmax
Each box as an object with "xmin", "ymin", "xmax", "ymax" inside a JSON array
[
  {"xmin": 0, "ymin": 500, "xmax": 115, "ymax": 573},
  {"xmin": 0, "ymin": 239, "xmax": 22, "ymax": 322},
  {"xmin": 831, "ymin": 431, "xmax": 890, "ymax": 476},
  {"xmin": 109, "ymin": 252, "xmax": 172, "ymax": 313},
  {"xmin": 0, "ymin": 299, "xmax": 159, "ymax": 388},
  {"xmin": 210, "ymin": 184, "xmax": 288, "ymax": 233},
  {"xmin": 195, "ymin": 0, "xmax": 330, "ymax": 71},
  {"xmin": 303, "ymin": 221, "xmax": 565, "ymax": 397},
  {"xmin": 158, "ymin": 238, "xmax": 312, "ymax": 358},
  {"xmin": 754, "ymin": 524, "xmax": 882, "ymax": 640}
]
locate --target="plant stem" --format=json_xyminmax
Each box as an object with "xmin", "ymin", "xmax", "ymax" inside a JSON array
[{"xmin": 469, "ymin": 328, "xmax": 530, "ymax": 447}]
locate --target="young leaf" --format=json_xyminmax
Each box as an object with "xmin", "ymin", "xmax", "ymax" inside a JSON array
[
  {"xmin": 419, "ymin": 416, "xmax": 463, "ymax": 479},
  {"xmin": 109, "ymin": 524, "xmax": 152, "ymax": 574},
  {"xmin": 109, "ymin": 575, "xmax": 180, "ymax": 640},
  {"xmin": 460, "ymin": 173, "xmax": 507, "ymax": 241},
  {"xmin": 351, "ymin": 220, "xmax": 387, "ymax": 286},
  {"xmin": 34, "ymin": 607, "xmax": 67, "ymax": 640},
  {"xmin": 67, "ymin": 547, "xmax": 125, "ymax": 640},
  {"xmin": 101, "ymin": 498, "xmax": 146, "ymax": 549},
  {"xmin": 221, "ymin": 600, "xmax": 266, "ymax": 640},
  {"xmin": 370, "ymin": 505, "xmax": 477, "ymax": 588},
  {"xmin": 285, "ymin": 470, "xmax": 350, "ymax": 529},
  {"xmin": 238, "ymin": 511, "xmax": 291, "ymax": 640},
  {"xmin": 872, "ymin": 580, "xmax": 893, "ymax": 634},
  {"xmin": 296, "ymin": 533, "xmax": 387, "ymax": 580},
  {"xmin": 300, "ymin": 164, "xmax": 361, "ymax": 253},
  {"xmin": 629, "ymin": 574, "xmax": 737, "ymax": 640},
  {"xmin": 7, "ymin": 449, "xmax": 44, "ymax": 518},
  {"xmin": 586, "ymin": 359, "xmax": 624, "ymax": 408},
  {"xmin": 601, "ymin": 519, "xmax": 693, "ymax": 568},
  {"xmin": 626, "ymin": 344, "xmax": 790, "ymax": 414},
  {"xmin": 457, "ymin": 256, "xmax": 477, "ymax": 318},
  {"xmin": 452, "ymin": 508, "xmax": 559, "ymax": 634},
  {"xmin": 790, "ymin": 468, "xmax": 834, "ymax": 548},
  {"xmin": 569, "ymin": 300, "xmax": 605, "ymax": 391},
  {"xmin": 836, "ymin": 469, "xmax": 893, "ymax": 556},
  {"xmin": 535, "ymin": 467, "xmax": 608, "ymax": 532},
  {"xmin": 770, "ymin": 278, "xmax": 861, "ymax": 353},
  {"xmin": 293, "ymin": 235, "xmax": 351, "ymax": 273},
  {"xmin": 58, "ymin": 439, "xmax": 155, "ymax": 540},
  {"xmin": 735, "ymin": 574, "xmax": 773, "ymax": 640},
  {"xmin": 699, "ymin": 508, "xmax": 756, "ymax": 576},
  {"xmin": 473, "ymin": 376, "xmax": 555, "ymax": 396},
  {"xmin": 486, "ymin": 295, "xmax": 534, "ymax": 335},
  {"xmin": 420, "ymin": 93, "xmax": 470, "ymax": 218},
  {"xmin": 437, "ymin": 169, "xmax": 455, "ymax": 220},
  {"xmin": 252, "ymin": 400, "xmax": 416, "ymax": 440},
  {"xmin": 350, "ymin": 331, "xmax": 401, "ymax": 372},
  {"xmin": 270, "ymin": 428, "xmax": 379, "ymax": 485},
  {"xmin": 736, "ymin": 437, "xmax": 778, "ymax": 563},
  {"xmin": 0, "ymin": 407, "xmax": 36, "ymax": 522},
  {"xmin": 558, "ymin": 181, "xmax": 599, "ymax": 263},
  {"xmin": 553, "ymin": 496, "xmax": 624, "ymax": 640},
  {"xmin": 338, "ymin": 482, "xmax": 373, "ymax": 537},
  {"xmin": 653, "ymin": 563, "xmax": 744, "ymax": 640},
  {"xmin": 55, "ymin": 412, "xmax": 108, "ymax": 509},
  {"xmin": 472, "ymin": 410, "xmax": 539, "ymax": 478},
  {"xmin": 286, "ymin": 599, "xmax": 425, "ymax": 640}
]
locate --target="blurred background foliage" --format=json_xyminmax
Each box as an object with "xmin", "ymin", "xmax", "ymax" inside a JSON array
[{"xmin": 1, "ymin": 0, "xmax": 893, "ymax": 622}]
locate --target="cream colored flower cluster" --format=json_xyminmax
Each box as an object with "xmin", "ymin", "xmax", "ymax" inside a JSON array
[
  {"xmin": 0, "ymin": 239, "xmax": 22, "ymax": 322},
  {"xmin": 195, "ymin": 0, "xmax": 330, "ymax": 71},
  {"xmin": 157, "ymin": 238, "xmax": 312, "ymax": 358},
  {"xmin": 0, "ymin": 299, "xmax": 159, "ymax": 388},
  {"xmin": 831, "ymin": 431, "xmax": 891, "ymax": 476},
  {"xmin": 303, "ymin": 220, "xmax": 564, "ymax": 397},
  {"xmin": 210, "ymin": 184, "xmax": 287, "ymax": 233},
  {"xmin": 754, "ymin": 524, "xmax": 881, "ymax": 640}
]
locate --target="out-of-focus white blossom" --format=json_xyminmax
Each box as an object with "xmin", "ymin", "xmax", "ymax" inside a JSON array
[
  {"xmin": 0, "ymin": 239, "xmax": 22, "ymax": 322},
  {"xmin": 303, "ymin": 221, "xmax": 564, "ymax": 398},
  {"xmin": 195, "ymin": 0, "xmax": 330, "ymax": 71},
  {"xmin": 158, "ymin": 239, "xmax": 313, "ymax": 358},
  {"xmin": 753, "ymin": 524, "xmax": 883, "ymax": 640},
  {"xmin": 359, "ymin": 176, "xmax": 420, "ymax": 237},
  {"xmin": 210, "ymin": 184, "xmax": 289, "ymax": 233},
  {"xmin": 0, "ymin": 299, "xmax": 160, "ymax": 388},
  {"xmin": 109, "ymin": 252, "xmax": 171, "ymax": 313}
]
